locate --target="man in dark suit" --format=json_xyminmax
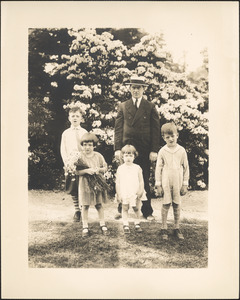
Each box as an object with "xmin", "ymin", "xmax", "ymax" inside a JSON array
[{"xmin": 114, "ymin": 75, "xmax": 160, "ymax": 220}]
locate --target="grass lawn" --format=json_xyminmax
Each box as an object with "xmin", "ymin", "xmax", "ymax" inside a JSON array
[{"xmin": 28, "ymin": 190, "xmax": 208, "ymax": 268}]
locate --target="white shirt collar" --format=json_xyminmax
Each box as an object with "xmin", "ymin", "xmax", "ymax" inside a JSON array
[{"xmin": 132, "ymin": 97, "xmax": 142, "ymax": 107}]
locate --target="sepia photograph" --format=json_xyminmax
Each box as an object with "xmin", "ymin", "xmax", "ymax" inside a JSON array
[
  {"xmin": 2, "ymin": 1, "xmax": 239, "ymax": 299},
  {"xmin": 28, "ymin": 26, "xmax": 208, "ymax": 269}
]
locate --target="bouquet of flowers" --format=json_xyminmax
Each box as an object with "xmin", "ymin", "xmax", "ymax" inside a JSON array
[{"xmin": 64, "ymin": 151, "xmax": 110, "ymax": 193}]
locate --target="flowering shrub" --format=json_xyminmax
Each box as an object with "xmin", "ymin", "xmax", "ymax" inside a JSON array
[{"xmin": 29, "ymin": 28, "xmax": 208, "ymax": 191}]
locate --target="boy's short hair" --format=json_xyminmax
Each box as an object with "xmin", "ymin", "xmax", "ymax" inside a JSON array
[
  {"xmin": 80, "ymin": 132, "xmax": 98, "ymax": 145},
  {"xmin": 161, "ymin": 122, "xmax": 178, "ymax": 136},
  {"xmin": 69, "ymin": 107, "xmax": 82, "ymax": 114},
  {"xmin": 121, "ymin": 144, "xmax": 138, "ymax": 158}
]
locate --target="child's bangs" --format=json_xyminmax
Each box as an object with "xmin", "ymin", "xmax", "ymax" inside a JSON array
[
  {"xmin": 161, "ymin": 123, "xmax": 178, "ymax": 136},
  {"xmin": 123, "ymin": 151, "xmax": 134, "ymax": 155},
  {"xmin": 82, "ymin": 139, "xmax": 94, "ymax": 144}
]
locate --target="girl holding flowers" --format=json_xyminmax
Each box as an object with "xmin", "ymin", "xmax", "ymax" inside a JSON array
[{"xmin": 75, "ymin": 132, "xmax": 110, "ymax": 237}]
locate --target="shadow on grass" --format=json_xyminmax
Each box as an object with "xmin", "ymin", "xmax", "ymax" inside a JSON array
[{"xmin": 29, "ymin": 219, "xmax": 208, "ymax": 268}]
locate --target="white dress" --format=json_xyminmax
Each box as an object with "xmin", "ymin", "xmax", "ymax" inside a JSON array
[{"xmin": 116, "ymin": 163, "xmax": 147, "ymax": 206}]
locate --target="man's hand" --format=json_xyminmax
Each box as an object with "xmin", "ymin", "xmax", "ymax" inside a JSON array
[
  {"xmin": 180, "ymin": 185, "xmax": 188, "ymax": 196},
  {"xmin": 149, "ymin": 152, "xmax": 158, "ymax": 162},
  {"xmin": 116, "ymin": 194, "xmax": 122, "ymax": 203},
  {"xmin": 155, "ymin": 186, "xmax": 164, "ymax": 197}
]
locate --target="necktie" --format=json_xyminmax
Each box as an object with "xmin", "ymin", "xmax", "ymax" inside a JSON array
[
  {"xmin": 74, "ymin": 128, "xmax": 82, "ymax": 151},
  {"xmin": 135, "ymin": 98, "xmax": 138, "ymax": 109}
]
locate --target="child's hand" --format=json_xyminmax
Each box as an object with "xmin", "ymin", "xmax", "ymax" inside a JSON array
[
  {"xmin": 86, "ymin": 168, "xmax": 95, "ymax": 175},
  {"xmin": 155, "ymin": 186, "xmax": 164, "ymax": 197},
  {"xmin": 136, "ymin": 191, "xmax": 143, "ymax": 200},
  {"xmin": 94, "ymin": 167, "xmax": 100, "ymax": 174},
  {"xmin": 180, "ymin": 185, "xmax": 188, "ymax": 196}
]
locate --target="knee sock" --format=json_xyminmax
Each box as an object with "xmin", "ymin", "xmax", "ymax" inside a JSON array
[
  {"xmin": 122, "ymin": 206, "xmax": 129, "ymax": 227},
  {"xmin": 72, "ymin": 196, "xmax": 80, "ymax": 212},
  {"xmin": 173, "ymin": 203, "xmax": 181, "ymax": 229},
  {"xmin": 82, "ymin": 206, "xmax": 89, "ymax": 228},
  {"xmin": 95, "ymin": 204, "xmax": 105, "ymax": 227},
  {"xmin": 133, "ymin": 206, "xmax": 140, "ymax": 225},
  {"xmin": 162, "ymin": 203, "xmax": 170, "ymax": 229}
]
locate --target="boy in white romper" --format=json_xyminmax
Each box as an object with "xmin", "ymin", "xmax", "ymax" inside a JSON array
[{"xmin": 155, "ymin": 123, "xmax": 189, "ymax": 240}]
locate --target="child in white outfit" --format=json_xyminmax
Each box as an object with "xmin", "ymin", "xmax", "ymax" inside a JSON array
[
  {"xmin": 116, "ymin": 145, "xmax": 146, "ymax": 234},
  {"xmin": 155, "ymin": 122, "xmax": 189, "ymax": 240}
]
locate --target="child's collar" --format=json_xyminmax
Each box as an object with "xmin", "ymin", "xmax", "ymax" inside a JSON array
[
  {"xmin": 71, "ymin": 125, "xmax": 81, "ymax": 130},
  {"xmin": 164, "ymin": 144, "xmax": 180, "ymax": 153}
]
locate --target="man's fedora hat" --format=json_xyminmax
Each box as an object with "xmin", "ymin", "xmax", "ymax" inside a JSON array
[{"xmin": 125, "ymin": 75, "xmax": 148, "ymax": 86}]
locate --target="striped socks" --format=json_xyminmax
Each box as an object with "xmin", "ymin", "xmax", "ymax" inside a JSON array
[{"xmin": 72, "ymin": 195, "xmax": 80, "ymax": 212}]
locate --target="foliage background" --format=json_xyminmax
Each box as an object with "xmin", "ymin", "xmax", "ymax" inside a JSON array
[{"xmin": 28, "ymin": 28, "xmax": 209, "ymax": 193}]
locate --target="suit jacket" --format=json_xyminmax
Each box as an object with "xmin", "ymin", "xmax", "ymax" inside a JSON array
[{"xmin": 114, "ymin": 98, "xmax": 160, "ymax": 156}]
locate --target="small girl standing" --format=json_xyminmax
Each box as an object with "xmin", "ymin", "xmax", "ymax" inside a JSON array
[
  {"xmin": 155, "ymin": 123, "xmax": 189, "ymax": 240},
  {"xmin": 76, "ymin": 133, "xmax": 109, "ymax": 237},
  {"xmin": 115, "ymin": 144, "xmax": 146, "ymax": 234}
]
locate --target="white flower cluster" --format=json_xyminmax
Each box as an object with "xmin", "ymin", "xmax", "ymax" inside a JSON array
[
  {"xmin": 92, "ymin": 120, "xmax": 102, "ymax": 128},
  {"xmin": 64, "ymin": 150, "xmax": 81, "ymax": 177},
  {"xmin": 51, "ymin": 82, "xmax": 58, "ymax": 88},
  {"xmin": 158, "ymin": 97, "xmax": 208, "ymax": 135},
  {"xmin": 73, "ymin": 85, "xmax": 92, "ymax": 99},
  {"xmin": 28, "ymin": 151, "xmax": 40, "ymax": 164},
  {"xmin": 197, "ymin": 180, "xmax": 206, "ymax": 189},
  {"xmin": 104, "ymin": 111, "xmax": 117, "ymax": 120},
  {"xmin": 104, "ymin": 170, "xmax": 114, "ymax": 180},
  {"xmin": 63, "ymin": 101, "xmax": 90, "ymax": 114},
  {"xmin": 91, "ymin": 84, "xmax": 102, "ymax": 95},
  {"xmin": 89, "ymin": 108, "xmax": 100, "ymax": 117},
  {"xmin": 91, "ymin": 127, "xmax": 114, "ymax": 145},
  {"xmin": 131, "ymin": 33, "xmax": 167, "ymax": 60}
]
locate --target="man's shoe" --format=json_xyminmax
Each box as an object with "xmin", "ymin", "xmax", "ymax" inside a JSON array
[
  {"xmin": 160, "ymin": 229, "xmax": 168, "ymax": 240},
  {"xmin": 114, "ymin": 212, "xmax": 122, "ymax": 220},
  {"xmin": 146, "ymin": 215, "xmax": 155, "ymax": 221},
  {"xmin": 73, "ymin": 211, "xmax": 81, "ymax": 222},
  {"xmin": 174, "ymin": 229, "xmax": 184, "ymax": 240}
]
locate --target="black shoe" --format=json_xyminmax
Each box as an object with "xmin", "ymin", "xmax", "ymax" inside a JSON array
[
  {"xmin": 146, "ymin": 215, "xmax": 155, "ymax": 221},
  {"xmin": 114, "ymin": 212, "xmax": 122, "ymax": 220},
  {"xmin": 73, "ymin": 211, "xmax": 81, "ymax": 222}
]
